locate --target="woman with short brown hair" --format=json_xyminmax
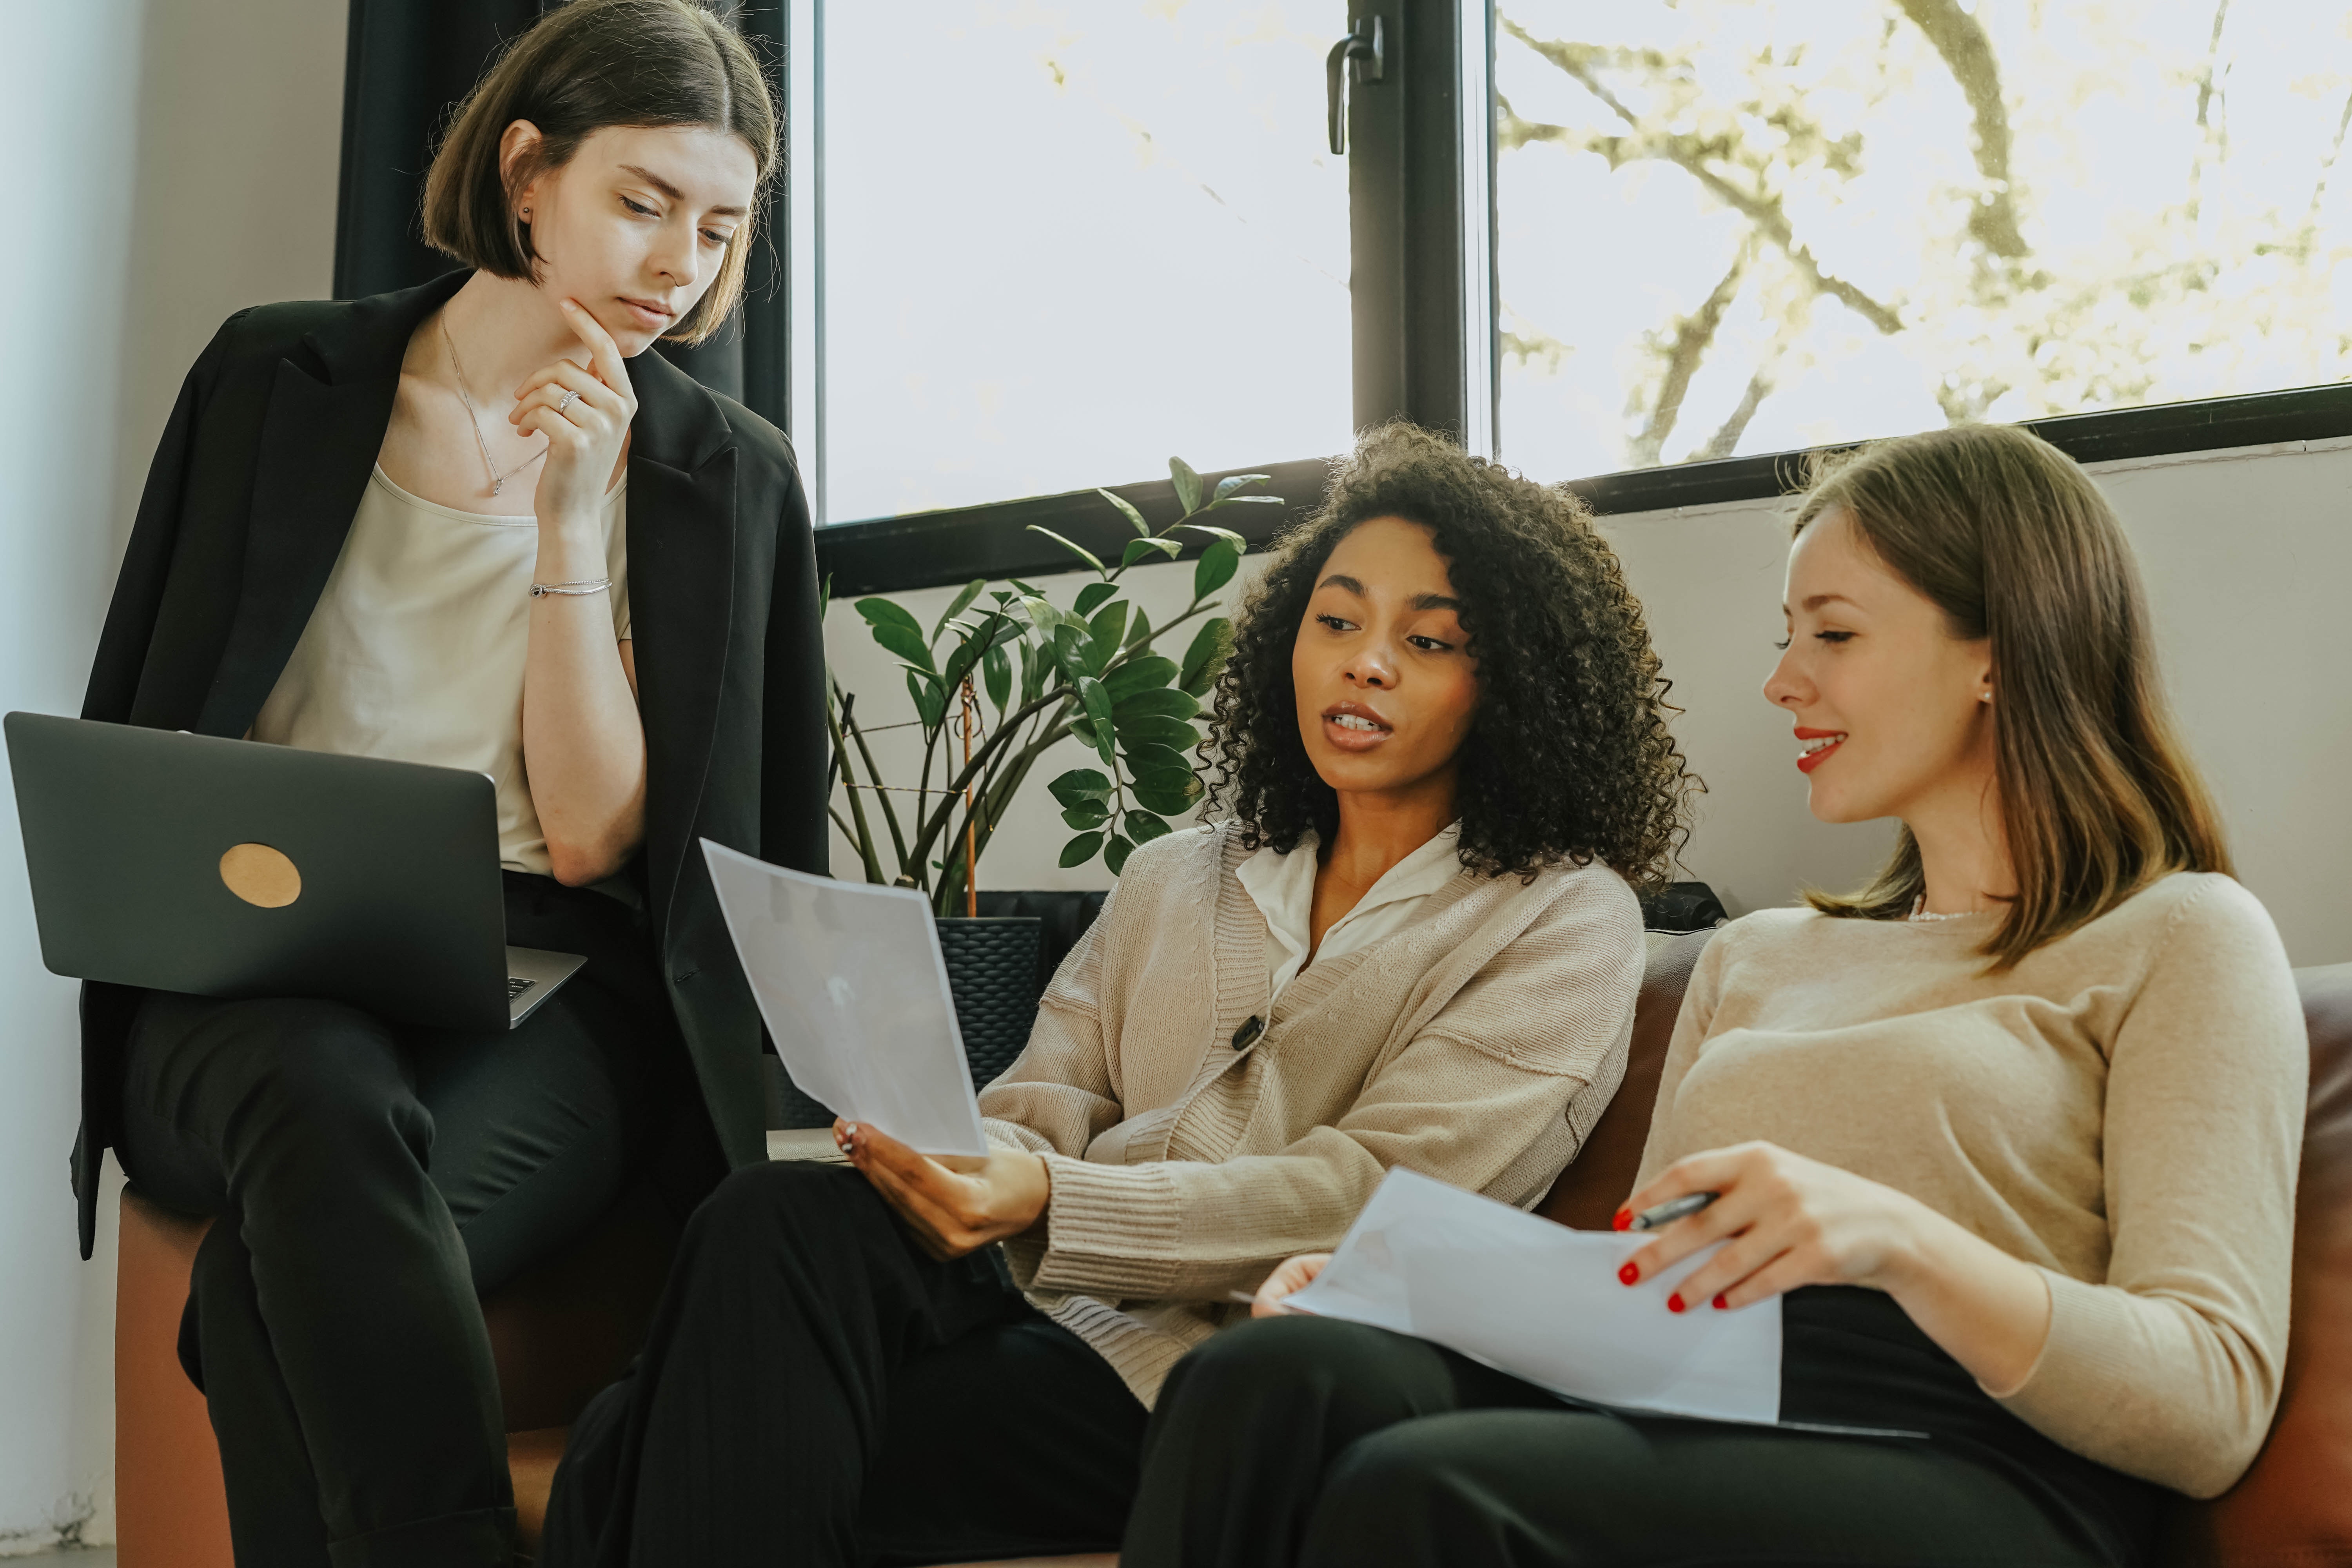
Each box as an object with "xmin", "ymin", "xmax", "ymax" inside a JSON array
[
  {"xmin": 80, "ymin": 4, "xmax": 822, "ymax": 1563},
  {"xmin": 1129, "ymin": 423, "xmax": 2305, "ymax": 1568}
]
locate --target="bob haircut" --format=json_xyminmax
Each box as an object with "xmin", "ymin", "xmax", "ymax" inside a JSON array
[
  {"xmin": 1204, "ymin": 423, "xmax": 1696, "ymax": 890},
  {"xmin": 1794, "ymin": 423, "xmax": 2231, "ymax": 967},
  {"xmin": 421, "ymin": 0, "xmax": 779, "ymax": 345}
]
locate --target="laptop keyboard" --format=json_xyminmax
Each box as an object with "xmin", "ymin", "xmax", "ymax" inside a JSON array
[{"xmin": 506, "ymin": 976, "xmax": 534, "ymax": 1000}]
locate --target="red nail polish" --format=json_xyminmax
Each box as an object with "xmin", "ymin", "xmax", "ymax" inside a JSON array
[
  {"xmin": 1617, "ymin": 1261, "xmax": 1639, "ymax": 1286},
  {"xmin": 1667, "ymin": 1293, "xmax": 1686, "ymax": 1314},
  {"xmin": 1611, "ymin": 1208, "xmax": 1632, "ymax": 1232},
  {"xmin": 1712, "ymin": 1294, "xmax": 1728, "ymax": 1310}
]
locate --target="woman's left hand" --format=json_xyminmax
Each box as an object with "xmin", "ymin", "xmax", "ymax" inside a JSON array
[
  {"xmin": 837, "ymin": 1118, "xmax": 1051, "ymax": 1260},
  {"xmin": 514, "ymin": 298, "xmax": 637, "ymax": 528},
  {"xmin": 1617, "ymin": 1140, "xmax": 1933, "ymax": 1312}
]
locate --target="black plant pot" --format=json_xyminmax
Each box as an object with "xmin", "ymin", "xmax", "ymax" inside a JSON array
[{"xmin": 934, "ymin": 915, "xmax": 1045, "ymax": 1093}]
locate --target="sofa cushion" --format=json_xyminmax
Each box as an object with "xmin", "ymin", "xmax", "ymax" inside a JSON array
[
  {"xmin": 1538, "ymin": 928, "xmax": 1717, "ymax": 1230},
  {"xmin": 2163, "ymin": 961, "xmax": 2352, "ymax": 1565}
]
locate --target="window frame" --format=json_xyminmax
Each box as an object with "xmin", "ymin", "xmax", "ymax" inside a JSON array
[{"xmin": 801, "ymin": 0, "xmax": 2352, "ymax": 597}]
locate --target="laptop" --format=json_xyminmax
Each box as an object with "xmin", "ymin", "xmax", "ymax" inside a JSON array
[{"xmin": 4, "ymin": 713, "xmax": 584, "ymax": 1032}]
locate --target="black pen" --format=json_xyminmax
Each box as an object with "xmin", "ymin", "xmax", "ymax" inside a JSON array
[{"xmin": 1628, "ymin": 1191, "xmax": 1719, "ymax": 1231}]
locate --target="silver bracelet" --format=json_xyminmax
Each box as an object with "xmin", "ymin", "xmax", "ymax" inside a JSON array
[{"xmin": 530, "ymin": 577, "xmax": 613, "ymax": 598}]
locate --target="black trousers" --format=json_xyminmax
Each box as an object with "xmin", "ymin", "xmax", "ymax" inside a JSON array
[
  {"xmin": 116, "ymin": 872, "xmax": 683, "ymax": 1568},
  {"xmin": 543, "ymin": 1161, "xmax": 1149, "ymax": 1568},
  {"xmin": 1123, "ymin": 1287, "xmax": 2165, "ymax": 1568}
]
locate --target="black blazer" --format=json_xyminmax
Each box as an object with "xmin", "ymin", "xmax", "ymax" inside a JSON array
[{"xmin": 70, "ymin": 269, "xmax": 827, "ymax": 1256}]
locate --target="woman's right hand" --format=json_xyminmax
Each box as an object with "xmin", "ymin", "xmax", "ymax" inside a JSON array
[{"xmin": 1252, "ymin": 1252, "xmax": 1332, "ymax": 1317}]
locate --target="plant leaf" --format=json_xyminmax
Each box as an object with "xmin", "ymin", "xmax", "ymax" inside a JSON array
[
  {"xmin": 1059, "ymin": 831, "xmax": 1105, "ymax": 869},
  {"xmin": 1114, "ymin": 713, "xmax": 1200, "ymax": 750},
  {"xmin": 1052, "ymin": 622, "xmax": 1092, "ymax": 684},
  {"xmin": 936, "ymin": 613, "xmax": 992, "ymax": 703},
  {"xmin": 1125, "ymin": 809, "xmax": 1173, "ymax": 844},
  {"xmin": 907, "ymin": 668, "xmax": 946, "ymax": 732},
  {"xmin": 1062, "ymin": 800, "xmax": 1112, "ymax": 829},
  {"xmin": 1124, "ymin": 606, "xmax": 1154, "ymax": 650},
  {"xmin": 1048, "ymin": 768, "xmax": 1113, "ymax": 808},
  {"xmin": 1211, "ymin": 472, "xmax": 1272, "ymax": 503},
  {"xmin": 1018, "ymin": 641, "xmax": 1045, "ymax": 705},
  {"xmin": 858, "ymin": 597, "xmax": 934, "ymax": 671},
  {"xmin": 1021, "ymin": 595, "xmax": 1065, "ymax": 634},
  {"xmin": 1077, "ymin": 675, "xmax": 1118, "ymax": 765},
  {"xmin": 1175, "ymin": 523, "xmax": 1247, "ymax": 547},
  {"xmin": 1120, "ymin": 740, "xmax": 1191, "ymax": 778},
  {"xmin": 1104, "ymin": 833, "xmax": 1137, "ymax": 875},
  {"xmin": 983, "ymin": 640, "xmax": 1012, "ymax": 711},
  {"xmin": 1179, "ymin": 617, "xmax": 1233, "ymax": 693},
  {"xmin": 1168, "ymin": 456, "xmax": 1203, "ymax": 515},
  {"xmin": 857, "ymin": 596, "xmax": 926, "ymax": 638},
  {"xmin": 1088, "ymin": 601, "xmax": 1129, "ymax": 668},
  {"xmin": 1205, "ymin": 495, "xmax": 1283, "ymax": 510},
  {"xmin": 1113, "ymin": 686, "xmax": 1199, "ymax": 722},
  {"xmin": 1120, "ymin": 536, "xmax": 1183, "ymax": 568},
  {"xmin": 1025, "ymin": 523, "xmax": 1107, "ymax": 575},
  {"xmin": 1103, "ymin": 655, "xmax": 1180, "ymax": 702},
  {"xmin": 930, "ymin": 579, "xmax": 986, "ymax": 644},
  {"xmin": 1193, "ymin": 537, "xmax": 1242, "ymax": 600},
  {"xmin": 1072, "ymin": 581, "xmax": 1118, "ymax": 617},
  {"xmin": 1132, "ymin": 775, "xmax": 1203, "ymax": 817},
  {"xmin": 1097, "ymin": 488, "xmax": 1151, "ymax": 536}
]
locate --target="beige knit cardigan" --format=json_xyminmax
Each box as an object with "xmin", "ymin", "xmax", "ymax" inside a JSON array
[{"xmin": 979, "ymin": 820, "xmax": 1646, "ymax": 1405}]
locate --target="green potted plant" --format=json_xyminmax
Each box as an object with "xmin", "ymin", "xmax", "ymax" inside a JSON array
[{"xmin": 821, "ymin": 459, "xmax": 1279, "ymax": 1096}]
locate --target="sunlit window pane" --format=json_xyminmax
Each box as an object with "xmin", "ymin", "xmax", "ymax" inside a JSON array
[
  {"xmin": 812, "ymin": 2, "xmax": 1351, "ymax": 523},
  {"xmin": 1493, "ymin": 1, "xmax": 2352, "ymax": 480}
]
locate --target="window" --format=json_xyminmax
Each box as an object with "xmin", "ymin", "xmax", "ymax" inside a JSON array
[
  {"xmin": 789, "ymin": 0, "xmax": 1354, "ymax": 525},
  {"xmin": 1492, "ymin": 1, "xmax": 2352, "ymax": 481},
  {"xmin": 801, "ymin": 0, "xmax": 2352, "ymax": 591}
]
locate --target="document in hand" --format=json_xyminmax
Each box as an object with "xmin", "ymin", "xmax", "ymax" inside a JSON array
[
  {"xmin": 1285, "ymin": 1166, "xmax": 1782, "ymax": 1425},
  {"xmin": 701, "ymin": 840, "xmax": 989, "ymax": 1157}
]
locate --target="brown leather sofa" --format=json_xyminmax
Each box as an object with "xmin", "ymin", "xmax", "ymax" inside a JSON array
[{"xmin": 113, "ymin": 932, "xmax": 2352, "ymax": 1567}]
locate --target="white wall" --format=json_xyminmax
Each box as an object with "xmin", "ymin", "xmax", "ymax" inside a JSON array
[
  {"xmin": 827, "ymin": 437, "xmax": 2352, "ymax": 969},
  {"xmin": 0, "ymin": 2, "xmax": 344, "ymax": 1551}
]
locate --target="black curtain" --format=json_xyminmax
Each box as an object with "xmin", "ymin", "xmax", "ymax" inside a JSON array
[{"xmin": 333, "ymin": 0, "xmax": 789, "ymax": 426}]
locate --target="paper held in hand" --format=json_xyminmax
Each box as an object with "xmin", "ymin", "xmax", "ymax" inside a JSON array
[
  {"xmin": 1286, "ymin": 1166, "xmax": 1783, "ymax": 1425},
  {"xmin": 700, "ymin": 840, "xmax": 989, "ymax": 1158}
]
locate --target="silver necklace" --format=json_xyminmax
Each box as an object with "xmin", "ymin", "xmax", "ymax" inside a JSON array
[
  {"xmin": 440, "ymin": 316, "xmax": 546, "ymax": 498},
  {"xmin": 1906, "ymin": 893, "xmax": 1979, "ymax": 922}
]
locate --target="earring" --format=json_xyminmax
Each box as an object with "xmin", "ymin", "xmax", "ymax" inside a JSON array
[
  {"xmin": 520, "ymin": 206, "xmax": 531, "ymax": 220},
  {"xmin": 1978, "ymin": 691, "xmax": 1993, "ymax": 704}
]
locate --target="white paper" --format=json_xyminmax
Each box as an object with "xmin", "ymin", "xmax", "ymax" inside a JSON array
[
  {"xmin": 1286, "ymin": 1166, "xmax": 1782, "ymax": 1425},
  {"xmin": 701, "ymin": 840, "xmax": 988, "ymax": 1157}
]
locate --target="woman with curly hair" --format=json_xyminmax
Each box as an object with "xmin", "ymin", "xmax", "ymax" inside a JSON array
[{"xmin": 544, "ymin": 422, "xmax": 1695, "ymax": 1564}]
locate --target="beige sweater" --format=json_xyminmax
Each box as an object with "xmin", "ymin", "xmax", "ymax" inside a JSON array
[
  {"xmin": 1637, "ymin": 873, "xmax": 2306, "ymax": 1497},
  {"xmin": 980, "ymin": 820, "xmax": 1645, "ymax": 1405}
]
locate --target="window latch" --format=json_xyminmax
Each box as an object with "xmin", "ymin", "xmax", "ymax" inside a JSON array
[{"xmin": 1326, "ymin": 16, "xmax": 1387, "ymax": 156}]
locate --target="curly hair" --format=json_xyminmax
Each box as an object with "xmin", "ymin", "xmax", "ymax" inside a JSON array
[{"xmin": 1203, "ymin": 423, "xmax": 1697, "ymax": 889}]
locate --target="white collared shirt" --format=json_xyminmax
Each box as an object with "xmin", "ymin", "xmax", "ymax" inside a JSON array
[{"xmin": 1234, "ymin": 822, "xmax": 1465, "ymax": 1005}]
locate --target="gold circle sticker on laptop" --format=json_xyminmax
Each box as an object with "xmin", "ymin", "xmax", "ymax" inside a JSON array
[{"xmin": 220, "ymin": 842, "xmax": 301, "ymax": 908}]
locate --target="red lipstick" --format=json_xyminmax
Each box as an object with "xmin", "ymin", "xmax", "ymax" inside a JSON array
[{"xmin": 1794, "ymin": 726, "xmax": 1845, "ymax": 775}]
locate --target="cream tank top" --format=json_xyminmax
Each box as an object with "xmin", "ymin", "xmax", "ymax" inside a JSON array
[{"xmin": 250, "ymin": 466, "xmax": 632, "ymax": 877}]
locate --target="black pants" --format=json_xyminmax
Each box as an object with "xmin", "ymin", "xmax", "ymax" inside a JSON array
[
  {"xmin": 543, "ymin": 1161, "xmax": 1149, "ymax": 1568},
  {"xmin": 117, "ymin": 872, "xmax": 680, "ymax": 1568},
  {"xmin": 1124, "ymin": 1287, "xmax": 2165, "ymax": 1568}
]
